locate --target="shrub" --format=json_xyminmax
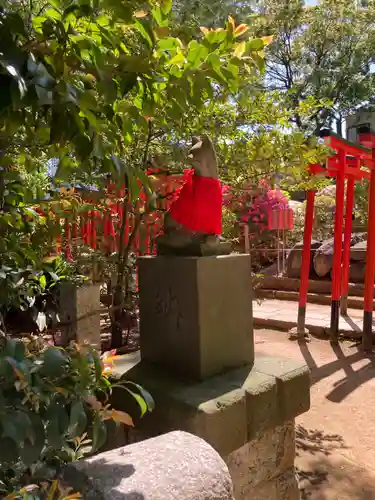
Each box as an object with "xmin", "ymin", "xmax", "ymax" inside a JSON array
[
  {"xmin": 0, "ymin": 338, "xmax": 153, "ymax": 496},
  {"xmin": 0, "ymin": 256, "xmax": 87, "ymax": 335},
  {"xmin": 313, "ymin": 193, "xmax": 335, "ymax": 241},
  {"xmin": 3, "ymin": 480, "xmax": 80, "ymax": 500}
]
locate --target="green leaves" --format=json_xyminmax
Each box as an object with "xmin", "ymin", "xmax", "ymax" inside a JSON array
[
  {"xmin": 46, "ymin": 402, "xmax": 69, "ymax": 449},
  {"xmin": 69, "ymin": 402, "xmax": 88, "ymax": 438},
  {"xmin": 134, "ymin": 18, "xmax": 155, "ymax": 47},
  {"xmin": 0, "ymin": 335, "xmax": 154, "ymax": 493},
  {"xmin": 92, "ymin": 413, "xmax": 107, "ymax": 453},
  {"xmin": 2, "ymin": 412, "xmax": 33, "ymax": 444},
  {"xmin": 187, "ymin": 41, "xmax": 209, "ymax": 69},
  {"xmin": 3, "ymin": 338, "xmax": 26, "ymax": 361},
  {"xmin": 161, "ymin": 0, "xmax": 173, "ymax": 15},
  {"xmin": 42, "ymin": 348, "xmax": 68, "ymax": 377},
  {"xmin": 247, "ymin": 38, "xmax": 265, "ymax": 52},
  {"xmin": 121, "ymin": 381, "xmax": 155, "ymax": 416}
]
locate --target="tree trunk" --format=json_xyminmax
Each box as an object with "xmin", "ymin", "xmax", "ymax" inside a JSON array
[
  {"xmin": 110, "ymin": 204, "xmax": 143, "ymax": 349},
  {"xmin": 110, "ymin": 185, "xmax": 129, "ymax": 350},
  {"xmin": 336, "ymin": 117, "xmax": 343, "ymax": 137}
]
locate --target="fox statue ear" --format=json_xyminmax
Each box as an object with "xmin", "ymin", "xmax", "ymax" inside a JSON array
[{"xmin": 201, "ymin": 134, "xmax": 212, "ymax": 145}]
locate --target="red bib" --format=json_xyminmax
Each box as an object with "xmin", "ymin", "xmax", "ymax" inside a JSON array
[{"xmin": 168, "ymin": 170, "xmax": 222, "ymax": 235}]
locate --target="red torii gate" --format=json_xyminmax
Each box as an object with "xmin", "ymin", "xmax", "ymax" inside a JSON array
[{"xmin": 298, "ymin": 128, "xmax": 375, "ymax": 351}]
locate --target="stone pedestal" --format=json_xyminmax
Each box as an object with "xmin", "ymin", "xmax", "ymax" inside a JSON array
[
  {"xmin": 58, "ymin": 283, "xmax": 101, "ymax": 349},
  {"xmin": 111, "ymin": 253, "xmax": 310, "ymax": 499},
  {"xmin": 138, "ymin": 255, "xmax": 254, "ymax": 380},
  {"xmin": 113, "ymin": 355, "xmax": 309, "ymax": 499}
]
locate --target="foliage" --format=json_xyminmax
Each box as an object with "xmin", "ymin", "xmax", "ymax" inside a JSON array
[
  {"xmin": 255, "ymin": 0, "xmax": 375, "ymax": 134},
  {"xmin": 0, "ymin": 0, "xmax": 269, "ymax": 183},
  {"xmin": 223, "ymin": 180, "xmax": 291, "ymax": 267},
  {"xmin": 0, "ymin": 256, "xmax": 87, "ymax": 335},
  {"xmin": 223, "ymin": 180, "xmax": 289, "ymax": 229},
  {"xmin": 354, "ymin": 179, "xmax": 369, "ymax": 225},
  {"xmin": 0, "ymin": 337, "xmax": 153, "ymax": 496},
  {"xmin": 285, "ymin": 200, "xmax": 305, "ymax": 249},
  {"xmin": 0, "ymin": 167, "xmax": 54, "ymax": 269},
  {"xmin": 222, "ymin": 206, "xmax": 238, "ymax": 241},
  {"xmin": 286, "ymin": 189, "xmax": 336, "ymax": 250},
  {"xmin": 0, "ymin": 0, "xmax": 275, "ymax": 347},
  {"xmin": 173, "ymin": 0, "xmax": 256, "ymax": 29},
  {"xmin": 166, "ymin": 91, "xmax": 329, "ymax": 192},
  {"xmin": 4, "ymin": 479, "xmax": 80, "ymax": 500},
  {"xmin": 313, "ymin": 192, "xmax": 336, "ymax": 241},
  {"xmin": 174, "ymin": 0, "xmax": 375, "ymax": 135}
]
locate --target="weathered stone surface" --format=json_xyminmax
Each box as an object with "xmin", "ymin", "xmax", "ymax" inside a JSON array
[
  {"xmin": 138, "ymin": 254, "xmax": 254, "ymax": 380},
  {"xmin": 351, "ymin": 239, "xmax": 367, "ymax": 261},
  {"xmin": 244, "ymin": 371, "xmax": 278, "ymax": 439},
  {"xmin": 121, "ymin": 362, "xmax": 249, "ymax": 456},
  {"xmin": 314, "ymin": 234, "xmax": 365, "ymax": 277},
  {"xmin": 129, "ymin": 247, "xmax": 309, "ymax": 500},
  {"xmin": 286, "ymin": 240, "xmax": 321, "ymax": 279},
  {"xmin": 117, "ymin": 354, "xmax": 310, "ymax": 458},
  {"xmin": 275, "ymin": 469, "xmax": 300, "ymax": 500},
  {"xmin": 253, "ymin": 355, "xmax": 311, "ymax": 423},
  {"xmin": 62, "ymin": 431, "xmax": 234, "ymax": 500},
  {"xmin": 349, "ymin": 261, "xmax": 366, "ymax": 283},
  {"xmin": 227, "ymin": 422, "xmax": 296, "ymax": 497},
  {"xmin": 313, "ymin": 237, "xmax": 335, "ymax": 277},
  {"xmin": 251, "ymin": 469, "xmax": 300, "ymax": 500},
  {"xmin": 58, "ymin": 283, "xmax": 101, "ymax": 349},
  {"xmin": 157, "ymin": 238, "xmax": 232, "ymax": 257}
]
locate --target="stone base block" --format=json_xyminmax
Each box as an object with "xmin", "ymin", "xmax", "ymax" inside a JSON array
[
  {"xmin": 138, "ymin": 255, "xmax": 254, "ymax": 380},
  {"xmin": 58, "ymin": 283, "xmax": 101, "ymax": 349},
  {"xmin": 113, "ymin": 353, "xmax": 310, "ymax": 454},
  {"xmin": 111, "ymin": 353, "xmax": 309, "ymax": 499}
]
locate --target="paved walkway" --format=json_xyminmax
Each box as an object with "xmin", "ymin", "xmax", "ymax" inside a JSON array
[
  {"xmin": 253, "ymin": 299, "xmax": 367, "ymax": 336},
  {"xmin": 255, "ymin": 329, "xmax": 375, "ymax": 499}
]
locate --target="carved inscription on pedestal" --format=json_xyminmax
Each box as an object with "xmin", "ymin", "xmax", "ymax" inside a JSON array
[{"xmin": 154, "ymin": 285, "xmax": 183, "ymax": 331}]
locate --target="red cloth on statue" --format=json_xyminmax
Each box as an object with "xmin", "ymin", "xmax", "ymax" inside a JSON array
[{"xmin": 168, "ymin": 169, "xmax": 222, "ymax": 234}]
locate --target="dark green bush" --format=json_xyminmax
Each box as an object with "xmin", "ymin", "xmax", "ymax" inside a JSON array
[{"xmin": 0, "ymin": 338, "xmax": 153, "ymax": 496}]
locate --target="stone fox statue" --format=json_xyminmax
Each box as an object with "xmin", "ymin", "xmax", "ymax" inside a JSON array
[{"xmin": 156, "ymin": 135, "xmax": 231, "ymax": 256}]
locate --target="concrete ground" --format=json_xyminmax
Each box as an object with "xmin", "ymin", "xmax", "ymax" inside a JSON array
[
  {"xmin": 253, "ymin": 298, "xmax": 367, "ymax": 337},
  {"xmin": 255, "ymin": 328, "xmax": 375, "ymax": 499}
]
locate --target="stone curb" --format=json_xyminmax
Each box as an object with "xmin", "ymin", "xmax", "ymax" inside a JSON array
[
  {"xmin": 254, "ymin": 316, "xmax": 375, "ymax": 340},
  {"xmin": 256, "ymin": 289, "xmax": 370, "ymax": 310}
]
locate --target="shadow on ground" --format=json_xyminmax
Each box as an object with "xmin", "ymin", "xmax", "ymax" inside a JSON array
[
  {"xmin": 298, "ymin": 340, "xmax": 375, "ymax": 402},
  {"xmin": 296, "ymin": 424, "xmax": 375, "ymax": 500}
]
